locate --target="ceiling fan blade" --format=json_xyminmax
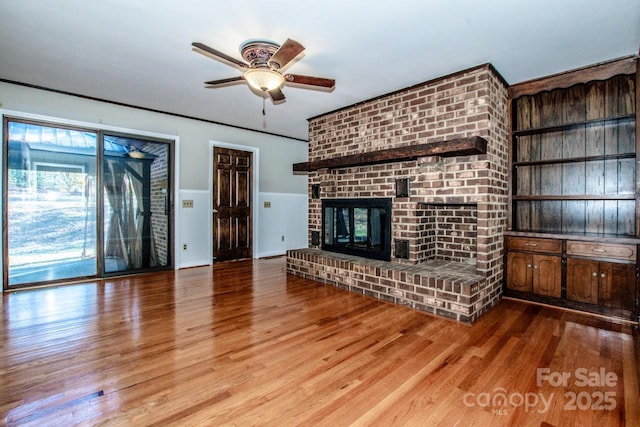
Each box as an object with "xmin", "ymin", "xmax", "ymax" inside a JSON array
[
  {"xmin": 268, "ymin": 87, "xmax": 286, "ymax": 104},
  {"xmin": 284, "ymin": 74, "xmax": 335, "ymax": 89},
  {"xmin": 192, "ymin": 42, "xmax": 248, "ymax": 70},
  {"xmin": 268, "ymin": 39, "xmax": 305, "ymax": 70},
  {"xmin": 204, "ymin": 76, "xmax": 245, "ymax": 87}
]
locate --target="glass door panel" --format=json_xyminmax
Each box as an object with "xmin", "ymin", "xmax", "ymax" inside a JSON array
[
  {"xmin": 6, "ymin": 121, "xmax": 98, "ymax": 286},
  {"xmin": 102, "ymin": 135, "xmax": 171, "ymax": 274}
]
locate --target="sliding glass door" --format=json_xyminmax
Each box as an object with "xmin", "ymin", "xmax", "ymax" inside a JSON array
[{"xmin": 3, "ymin": 118, "xmax": 173, "ymax": 289}]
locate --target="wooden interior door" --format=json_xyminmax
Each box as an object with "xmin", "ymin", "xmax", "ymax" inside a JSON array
[{"xmin": 213, "ymin": 147, "xmax": 252, "ymax": 261}]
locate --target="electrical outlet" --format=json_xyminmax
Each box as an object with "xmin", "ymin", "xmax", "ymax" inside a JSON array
[
  {"xmin": 182, "ymin": 199, "xmax": 194, "ymax": 208},
  {"xmin": 264, "ymin": 201, "xmax": 271, "ymax": 208},
  {"xmin": 183, "ymin": 243, "xmax": 188, "ymax": 251},
  {"xmin": 281, "ymin": 235, "xmax": 285, "ymax": 242}
]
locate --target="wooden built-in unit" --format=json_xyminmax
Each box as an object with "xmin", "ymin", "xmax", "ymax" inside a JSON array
[{"xmin": 506, "ymin": 55, "xmax": 640, "ymax": 322}]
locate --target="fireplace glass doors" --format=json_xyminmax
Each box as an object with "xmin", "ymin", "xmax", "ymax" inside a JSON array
[{"xmin": 322, "ymin": 198, "xmax": 391, "ymax": 261}]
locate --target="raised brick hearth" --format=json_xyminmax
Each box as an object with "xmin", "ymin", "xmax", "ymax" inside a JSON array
[
  {"xmin": 287, "ymin": 63, "xmax": 509, "ymax": 323},
  {"xmin": 287, "ymin": 249, "xmax": 487, "ymax": 322}
]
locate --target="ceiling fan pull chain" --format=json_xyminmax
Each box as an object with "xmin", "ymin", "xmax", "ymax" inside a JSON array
[{"xmin": 262, "ymin": 96, "xmax": 267, "ymax": 128}]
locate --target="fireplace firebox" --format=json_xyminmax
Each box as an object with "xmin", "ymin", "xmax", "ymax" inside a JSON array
[{"xmin": 322, "ymin": 198, "xmax": 392, "ymax": 261}]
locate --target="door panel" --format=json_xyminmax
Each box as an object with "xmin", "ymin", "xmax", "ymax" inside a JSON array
[
  {"xmin": 213, "ymin": 147, "xmax": 252, "ymax": 261},
  {"xmin": 598, "ymin": 262, "xmax": 635, "ymax": 311},
  {"xmin": 103, "ymin": 135, "xmax": 172, "ymax": 274},
  {"xmin": 236, "ymin": 170, "xmax": 249, "ymax": 207},
  {"xmin": 216, "ymin": 217, "xmax": 232, "ymax": 251},
  {"xmin": 506, "ymin": 252, "xmax": 532, "ymax": 292},
  {"xmin": 566, "ymin": 258, "xmax": 599, "ymax": 304},
  {"xmin": 216, "ymin": 171, "xmax": 232, "ymax": 207},
  {"xmin": 532, "ymin": 255, "xmax": 561, "ymax": 298},
  {"xmin": 4, "ymin": 121, "xmax": 98, "ymax": 287},
  {"xmin": 237, "ymin": 217, "xmax": 250, "ymax": 249}
]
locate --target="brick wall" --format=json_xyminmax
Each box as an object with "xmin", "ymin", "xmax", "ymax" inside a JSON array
[
  {"xmin": 422, "ymin": 203, "xmax": 477, "ymax": 263},
  {"xmin": 289, "ymin": 63, "xmax": 509, "ymax": 322},
  {"xmin": 143, "ymin": 142, "xmax": 170, "ymax": 267}
]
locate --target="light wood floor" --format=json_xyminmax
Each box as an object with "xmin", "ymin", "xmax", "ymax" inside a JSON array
[{"xmin": 1, "ymin": 257, "xmax": 638, "ymax": 426}]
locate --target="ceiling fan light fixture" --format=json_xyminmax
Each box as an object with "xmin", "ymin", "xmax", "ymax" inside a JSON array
[
  {"xmin": 194, "ymin": 38, "xmax": 334, "ymax": 105},
  {"xmin": 244, "ymin": 68, "xmax": 284, "ymax": 92}
]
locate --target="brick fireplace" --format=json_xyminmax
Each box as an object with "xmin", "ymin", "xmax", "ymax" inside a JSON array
[{"xmin": 287, "ymin": 63, "xmax": 509, "ymax": 322}]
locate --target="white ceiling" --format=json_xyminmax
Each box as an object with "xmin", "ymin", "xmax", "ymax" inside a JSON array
[{"xmin": 0, "ymin": 0, "xmax": 638, "ymax": 141}]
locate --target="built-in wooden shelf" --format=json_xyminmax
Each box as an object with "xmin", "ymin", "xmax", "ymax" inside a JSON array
[
  {"xmin": 512, "ymin": 114, "xmax": 635, "ymax": 137},
  {"xmin": 512, "ymin": 194, "xmax": 636, "ymax": 201},
  {"xmin": 513, "ymin": 152, "xmax": 636, "ymax": 167},
  {"xmin": 293, "ymin": 136, "xmax": 487, "ymax": 172}
]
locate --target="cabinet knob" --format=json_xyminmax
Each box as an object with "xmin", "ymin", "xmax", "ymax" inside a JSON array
[
  {"xmin": 600, "ymin": 273, "xmax": 606, "ymax": 278},
  {"xmin": 592, "ymin": 272, "xmax": 597, "ymax": 276},
  {"xmin": 527, "ymin": 264, "xmax": 532, "ymax": 268},
  {"xmin": 533, "ymin": 264, "xmax": 538, "ymax": 269}
]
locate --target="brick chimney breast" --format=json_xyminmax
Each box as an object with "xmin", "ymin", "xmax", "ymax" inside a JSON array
[{"xmin": 288, "ymin": 63, "xmax": 509, "ymax": 323}]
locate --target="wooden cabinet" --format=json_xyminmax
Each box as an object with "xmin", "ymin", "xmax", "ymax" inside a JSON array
[
  {"xmin": 566, "ymin": 258, "xmax": 599, "ymax": 304},
  {"xmin": 506, "ymin": 251, "xmax": 533, "ymax": 292},
  {"xmin": 506, "ymin": 235, "xmax": 638, "ymax": 319},
  {"xmin": 506, "ymin": 237, "xmax": 561, "ymax": 298},
  {"xmin": 566, "ymin": 258, "xmax": 636, "ymax": 310},
  {"xmin": 599, "ymin": 262, "xmax": 636, "ymax": 311},
  {"xmin": 533, "ymin": 255, "xmax": 562, "ymax": 298}
]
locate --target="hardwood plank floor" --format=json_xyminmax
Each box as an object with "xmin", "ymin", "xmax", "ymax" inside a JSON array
[{"xmin": 1, "ymin": 257, "xmax": 638, "ymax": 426}]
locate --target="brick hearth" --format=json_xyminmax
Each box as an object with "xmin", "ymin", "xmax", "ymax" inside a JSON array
[
  {"xmin": 287, "ymin": 249, "xmax": 486, "ymax": 322},
  {"xmin": 287, "ymin": 63, "xmax": 509, "ymax": 323}
]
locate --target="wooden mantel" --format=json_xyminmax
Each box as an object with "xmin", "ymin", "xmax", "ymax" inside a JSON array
[{"xmin": 292, "ymin": 136, "xmax": 487, "ymax": 172}]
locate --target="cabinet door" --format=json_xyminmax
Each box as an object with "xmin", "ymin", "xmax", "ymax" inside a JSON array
[
  {"xmin": 506, "ymin": 252, "xmax": 532, "ymax": 292},
  {"xmin": 566, "ymin": 258, "xmax": 599, "ymax": 304},
  {"xmin": 532, "ymin": 255, "xmax": 562, "ymax": 298},
  {"xmin": 598, "ymin": 262, "xmax": 636, "ymax": 311}
]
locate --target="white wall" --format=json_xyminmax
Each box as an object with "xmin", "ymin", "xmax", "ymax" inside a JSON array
[
  {"xmin": 178, "ymin": 190, "xmax": 211, "ymax": 268},
  {"xmin": 0, "ymin": 82, "xmax": 308, "ymax": 193},
  {"xmin": 258, "ymin": 192, "xmax": 308, "ymax": 258},
  {"xmin": 178, "ymin": 191, "xmax": 309, "ymax": 267},
  {"xmin": 0, "ymin": 82, "xmax": 309, "ymax": 274}
]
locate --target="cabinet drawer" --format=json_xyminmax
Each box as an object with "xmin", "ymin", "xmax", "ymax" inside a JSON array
[
  {"xmin": 566, "ymin": 241, "xmax": 636, "ymax": 262},
  {"xmin": 506, "ymin": 237, "xmax": 562, "ymax": 254}
]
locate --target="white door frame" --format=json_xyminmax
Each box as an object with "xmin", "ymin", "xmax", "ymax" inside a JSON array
[{"xmin": 209, "ymin": 140, "xmax": 260, "ymax": 261}]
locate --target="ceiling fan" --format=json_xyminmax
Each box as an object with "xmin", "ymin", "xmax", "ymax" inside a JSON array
[{"xmin": 192, "ymin": 38, "xmax": 335, "ymax": 104}]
